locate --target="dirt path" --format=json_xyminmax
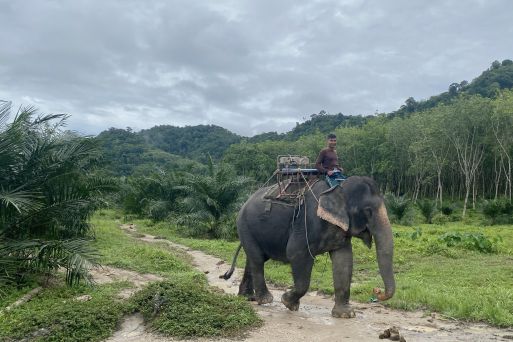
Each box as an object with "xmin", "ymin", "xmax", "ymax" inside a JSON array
[{"xmin": 106, "ymin": 224, "xmax": 513, "ymax": 342}]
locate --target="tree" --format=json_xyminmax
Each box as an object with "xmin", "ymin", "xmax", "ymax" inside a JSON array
[
  {"xmin": 119, "ymin": 171, "xmax": 185, "ymax": 220},
  {"xmin": 491, "ymin": 89, "xmax": 513, "ymax": 200},
  {"xmin": 439, "ymin": 96, "xmax": 492, "ymax": 217},
  {"xmin": 502, "ymin": 59, "xmax": 513, "ymax": 67},
  {"xmin": 178, "ymin": 157, "xmax": 253, "ymax": 238},
  {"xmin": 0, "ymin": 103, "xmax": 109, "ymax": 285}
]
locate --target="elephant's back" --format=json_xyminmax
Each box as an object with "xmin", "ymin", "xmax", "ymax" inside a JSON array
[
  {"xmin": 238, "ymin": 185, "xmax": 296, "ymax": 224},
  {"xmin": 237, "ymin": 185, "xmax": 295, "ymax": 261}
]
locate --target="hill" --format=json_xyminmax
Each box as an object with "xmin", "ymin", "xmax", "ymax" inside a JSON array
[
  {"xmin": 286, "ymin": 111, "xmax": 367, "ymax": 139},
  {"xmin": 95, "ymin": 127, "xmax": 202, "ymax": 176},
  {"xmin": 94, "ymin": 59, "xmax": 513, "ymax": 176},
  {"xmin": 390, "ymin": 59, "xmax": 513, "ymax": 117},
  {"xmin": 139, "ymin": 124, "xmax": 241, "ymax": 162}
]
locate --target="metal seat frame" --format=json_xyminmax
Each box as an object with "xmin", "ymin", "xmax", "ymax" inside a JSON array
[{"xmin": 275, "ymin": 155, "xmax": 319, "ymax": 200}]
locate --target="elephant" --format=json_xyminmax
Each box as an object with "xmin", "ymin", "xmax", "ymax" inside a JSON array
[{"xmin": 220, "ymin": 176, "xmax": 395, "ymax": 318}]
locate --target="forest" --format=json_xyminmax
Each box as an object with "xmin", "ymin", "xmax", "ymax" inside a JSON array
[
  {"xmin": 1, "ymin": 59, "xmax": 513, "ymax": 341},
  {"xmin": 96, "ymin": 59, "xmax": 513, "ymax": 224}
]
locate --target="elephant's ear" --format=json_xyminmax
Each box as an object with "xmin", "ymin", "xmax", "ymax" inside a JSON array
[{"xmin": 317, "ymin": 186, "xmax": 349, "ymax": 231}]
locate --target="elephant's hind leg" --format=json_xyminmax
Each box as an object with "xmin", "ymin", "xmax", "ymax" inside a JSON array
[
  {"xmin": 250, "ymin": 258, "xmax": 273, "ymax": 304},
  {"xmin": 239, "ymin": 242, "xmax": 273, "ymax": 305},
  {"xmin": 238, "ymin": 260, "xmax": 255, "ymax": 301}
]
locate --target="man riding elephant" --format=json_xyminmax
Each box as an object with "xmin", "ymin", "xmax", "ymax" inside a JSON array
[
  {"xmin": 221, "ymin": 176, "xmax": 395, "ymax": 318},
  {"xmin": 316, "ymin": 133, "xmax": 346, "ymax": 187}
]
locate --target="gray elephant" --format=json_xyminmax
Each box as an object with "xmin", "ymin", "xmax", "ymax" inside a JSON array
[{"xmin": 221, "ymin": 176, "xmax": 395, "ymax": 318}]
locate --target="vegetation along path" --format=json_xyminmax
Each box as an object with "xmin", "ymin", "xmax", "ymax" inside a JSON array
[{"xmin": 112, "ymin": 223, "xmax": 513, "ymax": 342}]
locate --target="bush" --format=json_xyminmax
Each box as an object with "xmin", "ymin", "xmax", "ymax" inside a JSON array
[
  {"xmin": 400, "ymin": 207, "xmax": 417, "ymax": 226},
  {"xmin": 395, "ymin": 227, "xmax": 423, "ymax": 240},
  {"xmin": 438, "ymin": 232, "xmax": 501, "ymax": 254},
  {"xmin": 216, "ymin": 213, "xmax": 239, "ymax": 241},
  {"xmin": 441, "ymin": 205, "xmax": 454, "ymax": 216},
  {"xmin": 131, "ymin": 280, "xmax": 261, "ymax": 338},
  {"xmin": 417, "ymin": 199, "xmax": 437, "ymax": 224},
  {"xmin": 385, "ymin": 193, "xmax": 412, "ymax": 223},
  {"xmin": 432, "ymin": 213, "xmax": 450, "ymax": 225},
  {"xmin": 146, "ymin": 200, "xmax": 172, "ymax": 222},
  {"xmin": 422, "ymin": 241, "xmax": 459, "ymax": 258},
  {"xmin": 0, "ymin": 104, "xmax": 111, "ymax": 286},
  {"xmin": 482, "ymin": 198, "xmax": 513, "ymax": 224}
]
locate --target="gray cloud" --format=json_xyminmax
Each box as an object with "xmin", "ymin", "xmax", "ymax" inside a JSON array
[{"xmin": 1, "ymin": 0, "xmax": 512, "ymax": 136}]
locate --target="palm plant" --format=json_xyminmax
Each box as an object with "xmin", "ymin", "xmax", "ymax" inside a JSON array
[
  {"xmin": 384, "ymin": 193, "xmax": 411, "ymax": 223},
  {"xmin": 119, "ymin": 170, "xmax": 185, "ymax": 220},
  {"xmin": 178, "ymin": 156, "xmax": 253, "ymax": 238},
  {"xmin": 417, "ymin": 199, "xmax": 437, "ymax": 224},
  {"xmin": 0, "ymin": 102, "xmax": 111, "ymax": 286}
]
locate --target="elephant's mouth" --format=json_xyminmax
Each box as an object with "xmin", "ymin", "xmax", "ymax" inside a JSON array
[{"xmin": 355, "ymin": 229, "xmax": 373, "ymax": 249}]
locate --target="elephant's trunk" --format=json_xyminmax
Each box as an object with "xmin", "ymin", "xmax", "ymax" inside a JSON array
[{"xmin": 372, "ymin": 204, "xmax": 395, "ymax": 301}]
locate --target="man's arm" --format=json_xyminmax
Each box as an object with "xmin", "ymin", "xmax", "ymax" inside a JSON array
[{"xmin": 315, "ymin": 149, "xmax": 327, "ymax": 174}]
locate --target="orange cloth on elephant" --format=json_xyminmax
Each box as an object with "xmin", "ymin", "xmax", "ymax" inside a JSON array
[{"xmin": 315, "ymin": 148, "xmax": 340, "ymax": 174}]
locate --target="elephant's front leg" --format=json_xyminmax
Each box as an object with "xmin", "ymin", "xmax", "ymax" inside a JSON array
[
  {"xmin": 330, "ymin": 242, "xmax": 355, "ymax": 318},
  {"xmin": 281, "ymin": 257, "xmax": 314, "ymax": 311}
]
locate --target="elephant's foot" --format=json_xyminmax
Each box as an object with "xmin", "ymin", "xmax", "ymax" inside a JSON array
[
  {"xmin": 281, "ymin": 291, "xmax": 300, "ymax": 311},
  {"xmin": 238, "ymin": 288, "xmax": 256, "ymax": 301},
  {"xmin": 256, "ymin": 291, "xmax": 273, "ymax": 305},
  {"xmin": 331, "ymin": 304, "xmax": 355, "ymax": 318},
  {"xmin": 241, "ymin": 293, "xmax": 256, "ymax": 301}
]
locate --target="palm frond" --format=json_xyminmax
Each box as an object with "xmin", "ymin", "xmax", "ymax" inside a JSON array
[
  {"xmin": 33, "ymin": 113, "xmax": 68, "ymax": 126},
  {"xmin": 0, "ymin": 100, "xmax": 11, "ymax": 130},
  {"xmin": 0, "ymin": 105, "xmax": 106, "ymax": 285},
  {"xmin": 0, "ymin": 187, "xmax": 43, "ymax": 213},
  {"xmin": 0, "ymin": 238, "xmax": 99, "ymax": 286}
]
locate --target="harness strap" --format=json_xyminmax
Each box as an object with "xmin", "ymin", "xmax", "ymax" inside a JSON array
[{"xmin": 299, "ymin": 168, "xmax": 319, "ymax": 204}]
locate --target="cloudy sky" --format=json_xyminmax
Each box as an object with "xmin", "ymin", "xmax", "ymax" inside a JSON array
[{"xmin": 1, "ymin": 1, "xmax": 512, "ymax": 136}]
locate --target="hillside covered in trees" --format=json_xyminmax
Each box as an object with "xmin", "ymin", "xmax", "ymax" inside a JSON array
[
  {"xmin": 390, "ymin": 59, "xmax": 513, "ymax": 117},
  {"xmin": 95, "ymin": 60, "xmax": 513, "ymax": 218}
]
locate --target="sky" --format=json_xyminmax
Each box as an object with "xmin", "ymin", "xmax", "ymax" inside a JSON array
[{"xmin": 1, "ymin": 0, "xmax": 512, "ymax": 137}]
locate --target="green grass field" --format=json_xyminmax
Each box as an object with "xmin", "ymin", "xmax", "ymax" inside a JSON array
[
  {"xmin": 2, "ymin": 208, "xmax": 511, "ymax": 342},
  {"xmin": 0, "ymin": 211, "xmax": 261, "ymax": 341},
  {"xmin": 133, "ymin": 214, "xmax": 513, "ymax": 327}
]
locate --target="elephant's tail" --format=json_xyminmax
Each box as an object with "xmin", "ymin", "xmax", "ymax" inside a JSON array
[{"xmin": 219, "ymin": 243, "xmax": 242, "ymax": 280}]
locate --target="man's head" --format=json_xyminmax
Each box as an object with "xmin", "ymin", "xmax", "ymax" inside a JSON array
[{"xmin": 327, "ymin": 133, "xmax": 337, "ymax": 149}]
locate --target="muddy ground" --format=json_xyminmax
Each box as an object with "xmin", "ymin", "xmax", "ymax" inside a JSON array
[{"xmin": 103, "ymin": 224, "xmax": 513, "ymax": 342}]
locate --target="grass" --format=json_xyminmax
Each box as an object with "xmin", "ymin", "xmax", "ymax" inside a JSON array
[
  {"xmin": 0, "ymin": 280, "xmax": 131, "ymax": 342},
  {"xmin": 5, "ymin": 207, "xmax": 507, "ymax": 340},
  {"xmin": 91, "ymin": 213, "xmax": 194, "ymax": 277},
  {"xmin": 132, "ymin": 280, "xmax": 260, "ymax": 338},
  {"xmin": 132, "ymin": 214, "xmax": 513, "ymax": 327},
  {"xmin": 0, "ymin": 210, "xmax": 261, "ymax": 341}
]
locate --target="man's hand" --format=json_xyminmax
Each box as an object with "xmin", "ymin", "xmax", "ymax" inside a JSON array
[{"xmin": 327, "ymin": 170, "xmax": 334, "ymax": 176}]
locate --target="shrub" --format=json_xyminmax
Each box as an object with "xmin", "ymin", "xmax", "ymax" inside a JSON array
[
  {"xmin": 384, "ymin": 193, "xmax": 411, "ymax": 223},
  {"xmin": 438, "ymin": 232, "xmax": 501, "ymax": 254},
  {"xmin": 146, "ymin": 200, "xmax": 172, "ymax": 222},
  {"xmin": 0, "ymin": 104, "xmax": 111, "ymax": 285},
  {"xmin": 177, "ymin": 157, "xmax": 252, "ymax": 239},
  {"xmin": 482, "ymin": 198, "xmax": 513, "ymax": 224},
  {"xmin": 400, "ymin": 208, "xmax": 417, "ymax": 226},
  {"xmin": 422, "ymin": 241, "xmax": 459, "ymax": 258},
  {"xmin": 441, "ymin": 205, "xmax": 454, "ymax": 216},
  {"xmin": 417, "ymin": 199, "xmax": 437, "ymax": 224},
  {"xmin": 131, "ymin": 280, "xmax": 261, "ymax": 338},
  {"xmin": 432, "ymin": 213, "xmax": 449, "ymax": 225}
]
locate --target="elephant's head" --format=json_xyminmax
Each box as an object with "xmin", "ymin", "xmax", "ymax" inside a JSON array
[{"xmin": 316, "ymin": 177, "xmax": 395, "ymax": 301}]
